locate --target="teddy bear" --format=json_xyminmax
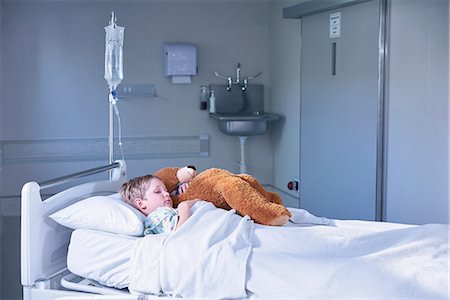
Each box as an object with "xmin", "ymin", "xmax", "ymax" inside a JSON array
[{"xmin": 154, "ymin": 165, "xmax": 292, "ymax": 226}]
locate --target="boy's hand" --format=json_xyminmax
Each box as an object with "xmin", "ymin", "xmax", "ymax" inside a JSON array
[
  {"xmin": 177, "ymin": 199, "xmax": 198, "ymax": 211},
  {"xmin": 177, "ymin": 182, "xmax": 191, "ymax": 194},
  {"xmin": 176, "ymin": 199, "xmax": 199, "ymax": 230}
]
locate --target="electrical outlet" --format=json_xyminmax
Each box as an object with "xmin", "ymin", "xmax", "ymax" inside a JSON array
[{"xmin": 287, "ymin": 179, "xmax": 299, "ymax": 192}]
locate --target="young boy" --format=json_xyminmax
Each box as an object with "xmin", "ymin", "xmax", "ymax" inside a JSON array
[{"xmin": 120, "ymin": 174, "xmax": 198, "ymax": 235}]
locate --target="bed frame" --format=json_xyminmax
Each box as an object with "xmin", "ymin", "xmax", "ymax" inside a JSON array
[{"xmin": 20, "ymin": 160, "xmax": 143, "ymax": 299}]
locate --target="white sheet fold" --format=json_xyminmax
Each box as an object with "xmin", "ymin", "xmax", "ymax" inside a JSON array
[{"xmin": 129, "ymin": 201, "xmax": 254, "ymax": 299}]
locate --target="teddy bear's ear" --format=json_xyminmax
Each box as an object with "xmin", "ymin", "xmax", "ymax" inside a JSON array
[
  {"xmin": 177, "ymin": 166, "xmax": 197, "ymax": 183},
  {"xmin": 154, "ymin": 167, "xmax": 179, "ymax": 192}
]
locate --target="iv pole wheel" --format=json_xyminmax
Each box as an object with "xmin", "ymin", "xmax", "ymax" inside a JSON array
[{"xmin": 238, "ymin": 136, "xmax": 248, "ymax": 174}]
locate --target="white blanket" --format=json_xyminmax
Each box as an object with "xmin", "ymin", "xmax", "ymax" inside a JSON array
[
  {"xmin": 247, "ymin": 218, "xmax": 449, "ymax": 299},
  {"xmin": 129, "ymin": 201, "xmax": 254, "ymax": 298},
  {"xmin": 129, "ymin": 202, "xmax": 449, "ymax": 299}
]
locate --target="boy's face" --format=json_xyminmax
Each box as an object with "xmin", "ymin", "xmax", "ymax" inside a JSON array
[{"xmin": 135, "ymin": 178, "xmax": 173, "ymax": 215}]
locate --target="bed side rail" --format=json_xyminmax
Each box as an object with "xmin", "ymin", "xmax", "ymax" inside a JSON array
[{"xmin": 39, "ymin": 161, "xmax": 124, "ymax": 191}]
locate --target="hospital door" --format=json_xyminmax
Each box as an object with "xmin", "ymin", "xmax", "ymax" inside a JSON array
[{"xmin": 300, "ymin": 0, "xmax": 380, "ymax": 220}]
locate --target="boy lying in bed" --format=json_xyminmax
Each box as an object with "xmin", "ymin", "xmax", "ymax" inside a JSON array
[{"xmin": 120, "ymin": 174, "xmax": 200, "ymax": 235}]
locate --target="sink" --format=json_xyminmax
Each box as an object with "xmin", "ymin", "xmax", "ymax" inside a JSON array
[{"xmin": 209, "ymin": 112, "xmax": 280, "ymax": 136}]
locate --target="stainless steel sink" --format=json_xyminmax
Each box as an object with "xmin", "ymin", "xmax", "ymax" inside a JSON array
[{"xmin": 209, "ymin": 112, "xmax": 280, "ymax": 136}]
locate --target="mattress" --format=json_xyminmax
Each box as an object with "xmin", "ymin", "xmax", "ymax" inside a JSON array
[{"xmin": 67, "ymin": 229, "xmax": 139, "ymax": 289}]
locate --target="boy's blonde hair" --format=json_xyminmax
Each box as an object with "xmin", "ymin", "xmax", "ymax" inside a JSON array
[{"xmin": 120, "ymin": 174, "xmax": 159, "ymax": 208}]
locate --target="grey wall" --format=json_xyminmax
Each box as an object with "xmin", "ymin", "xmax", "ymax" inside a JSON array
[
  {"xmin": 385, "ymin": 0, "xmax": 449, "ymax": 224},
  {"xmin": 0, "ymin": 1, "xmax": 3, "ymax": 296},
  {"xmin": 269, "ymin": 0, "xmax": 303, "ymax": 207},
  {"xmin": 0, "ymin": 0, "xmax": 2, "ymax": 296},
  {"xmin": 0, "ymin": 0, "xmax": 276, "ymax": 195}
]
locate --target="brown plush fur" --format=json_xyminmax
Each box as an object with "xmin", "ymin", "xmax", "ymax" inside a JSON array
[{"xmin": 154, "ymin": 167, "xmax": 291, "ymax": 226}]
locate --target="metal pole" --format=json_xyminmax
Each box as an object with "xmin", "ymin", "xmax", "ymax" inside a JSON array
[
  {"xmin": 239, "ymin": 136, "xmax": 248, "ymax": 174},
  {"xmin": 108, "ymin": 91, "xmax": 114, "ymax": 179},
  {"xmin": 375, "ymin": 0, "xmax": 389, "ymax": 222}
]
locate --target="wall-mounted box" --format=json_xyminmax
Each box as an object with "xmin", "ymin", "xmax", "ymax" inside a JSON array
[{"xmin": 163, "ymin": 42, "xmax": 197, "ymax": 84}]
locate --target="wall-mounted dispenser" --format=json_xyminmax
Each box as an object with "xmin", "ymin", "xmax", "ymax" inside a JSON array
[{"xmin": 164, "ymin": 42, "xmax": 197, "ymax": 84}]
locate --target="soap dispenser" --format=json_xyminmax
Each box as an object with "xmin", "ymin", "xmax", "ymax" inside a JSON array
[{"xmin": 209, "ymin": 90, "xmax": 216, "ymax": 113}]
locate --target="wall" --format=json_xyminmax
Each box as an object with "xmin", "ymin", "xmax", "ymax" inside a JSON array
[
  {"xmin": 0, "ymin": 0, "xmax": 274, "ymax": 189},
  {"xmin": 385, "ymin": 0, "xmax": 449, "ymax": 224},
  {"xmin": 0, "ymin": 0, "xmax": 2, "ymax": 296},
  {"xmin": 268, "ymin": 0, "xmax": 304, "ymax": 207}
]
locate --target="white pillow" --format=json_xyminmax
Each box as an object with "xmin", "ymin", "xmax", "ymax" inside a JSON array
[{"xmin": 49, "ymin": 193, "xmax": 146, "ymax": 236}]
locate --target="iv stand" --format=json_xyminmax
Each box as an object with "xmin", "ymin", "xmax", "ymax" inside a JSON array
[{"xmin": 108, "ymin": 89, "xmax": 115, "ymax": 179}]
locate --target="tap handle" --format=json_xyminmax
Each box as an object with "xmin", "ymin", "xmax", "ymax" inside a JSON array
[
  {"xmin": 241, "ymin": 78, "xmax": 248, "ymax": 91},
  {"xmin": 214, "ymin": 71, "xmax": 230, "ymax": 80},
  {"xmin": 236, "ymin": 63, "xmax": 241, "ymax": 83},
  {"xmin": 246, "ymin": 71, "xmax": 261, "ymax": 80}
]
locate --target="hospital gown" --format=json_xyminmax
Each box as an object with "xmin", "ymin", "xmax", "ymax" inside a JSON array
[{"xmin": 144, "ymin": 207, "xmax": 179, "ymax": 235}]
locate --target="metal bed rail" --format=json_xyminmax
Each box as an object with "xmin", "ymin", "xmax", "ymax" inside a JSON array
[{"xmin": 39, "ymin": 162, "xmax": 121, "ymax": 191}]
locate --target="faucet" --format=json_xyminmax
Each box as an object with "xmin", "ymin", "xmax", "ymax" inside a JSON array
[
  {"xmin": 242, "ymin": 71, "xmax": 261, "ymax": 91},
  {"xmin": 236, "ymin": 63, "xmax": 241, "ymax": 84},
  {"xmin": 227, "ymin": 77, "xmax": 232, "ymax": 91},
  {"xmin": 242, "ymin": 78, "xmax": 247, "ymax": 91},
  {"xmin": 214, "ymin": 63, "xmax": 261, "ymax": 92}
]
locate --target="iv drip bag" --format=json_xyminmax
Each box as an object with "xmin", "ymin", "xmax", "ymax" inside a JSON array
[{"xmin": 104, "ymin": 12, "xmax": 124, "ymax": 90}]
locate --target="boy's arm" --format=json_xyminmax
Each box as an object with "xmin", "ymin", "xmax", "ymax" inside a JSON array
[{"xmin": 176, "ymin": 199, "xmax": 199, "ymax": 229}]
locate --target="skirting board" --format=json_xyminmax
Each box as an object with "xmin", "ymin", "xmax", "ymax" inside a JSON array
[{"xmin": 0, "ymin": 135, "xmax": 209, "ymax": 164}]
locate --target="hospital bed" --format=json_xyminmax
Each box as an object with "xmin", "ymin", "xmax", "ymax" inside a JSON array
[{"xmin": 21, "ymin": 160, "xmax": 449, "ymax": 299}]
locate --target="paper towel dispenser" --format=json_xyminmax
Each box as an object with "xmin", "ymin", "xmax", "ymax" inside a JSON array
[{"xmin": 164, "ymin": 42, "xmax": 197, "ymax": 84}]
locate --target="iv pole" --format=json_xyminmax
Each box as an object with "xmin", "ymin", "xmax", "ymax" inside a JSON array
[{"xmin": 108, "ymin": 90, "xmax": 115, "ymax": 166}]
